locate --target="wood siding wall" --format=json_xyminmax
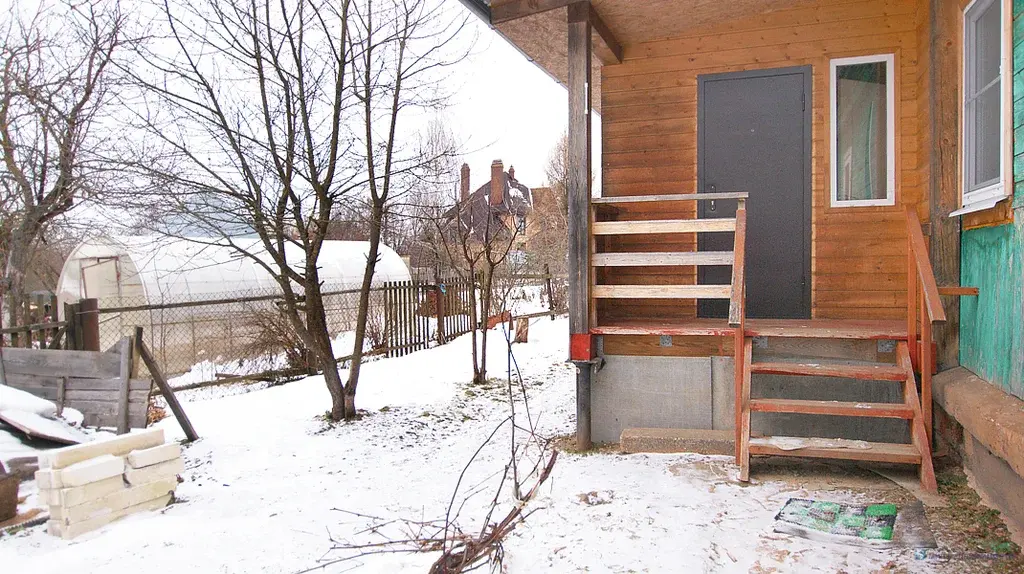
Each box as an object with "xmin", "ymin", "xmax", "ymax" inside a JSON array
[{"xmin": 598, "ymin": 0, "xmax": 932, "ymax": 325}]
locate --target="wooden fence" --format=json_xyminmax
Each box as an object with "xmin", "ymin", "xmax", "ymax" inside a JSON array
[
  {"xmin": 0, "ymin": 300, "xmax": 100, "ymax": 351},
  {"xmin": 381, "ymin": 276, "xmax": 477, "ymax": 358},
  {"xmin": 0, "ymin": 339, "xmax": 151, "ymax": 430}
]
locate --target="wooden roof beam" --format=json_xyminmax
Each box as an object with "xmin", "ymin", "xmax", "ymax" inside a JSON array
[
  {"xmin": 588, "ymin": 4, "xmax": 622, "ymax": 64},
  {"xmin": 491, "ymin": 0, "xmax": 573, "ymax": 23},
  {"xmin": 492, "ymin": 1, "xmax": 622, "ymax": 64}
]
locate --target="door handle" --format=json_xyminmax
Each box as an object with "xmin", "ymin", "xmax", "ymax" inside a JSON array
[{"xmin": 707, "ymin": 184, "xmax": 716, "ymax": 212}]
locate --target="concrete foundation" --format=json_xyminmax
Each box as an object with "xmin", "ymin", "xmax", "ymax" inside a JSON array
[{"xmin": 593, "ymin": 336, "xmax": 910, "ymax": 444}]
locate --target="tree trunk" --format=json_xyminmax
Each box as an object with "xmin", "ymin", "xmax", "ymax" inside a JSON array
[
  {"xmin": 477, "ymin": 269, "xmax": 492, "ymax": 384},
  {"xmin": 305, "ymin": 283, "xmax": 348, "ymax": 420},
  {"xmin": 467, "ymin": 277, "xmax": 483, "ymax": 384},
  {"xmin": 3, "ymin": 236, "xmax": 30, "ymax": 330},
  {"xmin": 345, "ymin": 204, "xmax": 384, "ymax": 419}
]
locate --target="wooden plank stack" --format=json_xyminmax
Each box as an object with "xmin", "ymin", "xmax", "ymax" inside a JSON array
[{"xmin": 35, "ymin": 428, "xmax": 182, "ymax": 539}]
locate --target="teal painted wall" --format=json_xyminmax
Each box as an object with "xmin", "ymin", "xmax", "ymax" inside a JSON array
[
  {"xmin": 959, "ymin": 1, "xmax": 1024, "ymax": 400},
  {"xmin": 960, "ymin": 223, "xmax": 1023, "ymax": 399}
]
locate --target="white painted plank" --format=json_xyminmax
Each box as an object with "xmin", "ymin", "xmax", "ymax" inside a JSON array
[
  {"xmin": 592, "ymin": 218, "xmax": 736, "ymax": 234},
  {"xmin": 592, "ymin": 251, "xmax": 734, "ymax": 267},
  {"xmin": 592, "ymin": 285, "xmax": 732, "ymax": 299}
]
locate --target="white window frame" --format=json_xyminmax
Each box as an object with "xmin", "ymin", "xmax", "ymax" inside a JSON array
[
  {"xmin": 830, "ymin": 53, "xmax": 897, "ymax": 207},
  {"xmin": 954, "ymin": 0, "xmax": 1011, "ymax": 217}
]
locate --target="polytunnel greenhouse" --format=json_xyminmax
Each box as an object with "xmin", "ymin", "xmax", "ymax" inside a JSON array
[{"xmin": 56, "ymin": 236, "xmax": 412, "ymax": 375}]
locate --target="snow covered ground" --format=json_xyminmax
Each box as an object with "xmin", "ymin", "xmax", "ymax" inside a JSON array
[{"xmin": 2, "ymin": 317, "xmax": 937, "ymax": 573}]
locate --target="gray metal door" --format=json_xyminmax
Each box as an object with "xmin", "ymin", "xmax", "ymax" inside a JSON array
[{"xmin": 697, "ymin": 66, "xmax": 811, "ymax": 319}]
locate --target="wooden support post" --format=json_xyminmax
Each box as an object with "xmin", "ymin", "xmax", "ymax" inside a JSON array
[
  {"xmin": 929, "ymin": 0, "xmax": 961, "ymax": 370},
  {"xmin": 78, "ymin": 298, "xmax": 100, "ymax": 352},
  {"xmin": 544, "ymin": 264, "xmax": 555, "ymax": 320},
  {"xmin": 116, "ymin": 336, "xmax": 132, "ymax": 435},
  {"xmin": 135, "ymin": 327, "xmax": 198, "ymax": 442},
  {"xmin": 907, "ymin": 234, "xmax": 919, "ymax": 368},
  {"xmin": 568, "ymin": 1, "xmax": 593, "ymax": 451}
]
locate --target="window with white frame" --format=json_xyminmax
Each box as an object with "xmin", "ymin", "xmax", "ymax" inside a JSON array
[
  {"xmin": 959, "ymin": 0, "xmax": 1009, "ymax": 214},
  {"xmin": 830, "ymin": 54, "xmax": 896, "ymax": 207}
]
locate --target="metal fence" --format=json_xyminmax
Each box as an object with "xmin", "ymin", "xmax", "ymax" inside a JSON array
[{"xmin": 88, "ymin": 275, "xmax": 490, "ymax": 378}]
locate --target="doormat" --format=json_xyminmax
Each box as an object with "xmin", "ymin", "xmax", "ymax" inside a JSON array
[{"xmin": 774, "ymin": 499, "xmax": 899, "ymax": 548}]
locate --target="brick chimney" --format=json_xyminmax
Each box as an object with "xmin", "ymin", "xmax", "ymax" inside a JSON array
[
  {"xmin": 460, "ymin": 163, "xmax": 470, "ymax": 202},
  {"xmin": 490, "ymin": 160, "xmax": 504, "ymax": 206}
]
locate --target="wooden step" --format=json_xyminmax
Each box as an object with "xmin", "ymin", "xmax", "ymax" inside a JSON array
[
  {"xmin": 592, "ymin": 285, "xmax": 732, "ymax": 299},
  {"xmin": 749, "ymin": 360, "xmax": 908, "ymax": 381},
  {"xmin": 592, "ymin": 191, "xmax": 748, "ymax": 205},
  {"xmin": 748, "ymin": 437, "xmax": 921, "ymax": 464},
  {"xmin": 749, "ymin": 398, "xmax": 914, "ymax": 418},
  {"xmin": 744, "ymin": 319, "xmax": 906, "ymax": 340},
  {"xmin": 593, "ymin": 219, "xmax": 736, "ymax": 235},
  {"xmin": 592, "ymin": 251, "xmax": 734, "ymax": 267}
]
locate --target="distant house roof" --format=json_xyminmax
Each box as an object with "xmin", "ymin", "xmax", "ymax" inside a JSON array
[{"xmin": 446, "ymin": 169, "xmax": 532, "ymax": 243}]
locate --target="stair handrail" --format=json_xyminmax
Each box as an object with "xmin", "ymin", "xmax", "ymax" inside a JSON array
[
  {"xmin": 728, "ymin": 201, "xmax": 747, "ymax": 328},
  {"xmin": 730, "ymin": 199, "xmax": 747, "ymax": 463},
  {"xmin": 906, "ymin": 207, "xmax": 946, "ymax": 325},
  {"xmin": 905, "ymin": 206, "xmax": 945, "ymax": 445}
]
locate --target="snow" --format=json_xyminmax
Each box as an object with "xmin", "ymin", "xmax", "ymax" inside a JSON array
[
  {"xmin": 0, "ymin": 317, "xmax": 936, "ymax": 573},
  {"xmin": 0, "ymin": 386, "xmax": 58, "ymax": 418}
]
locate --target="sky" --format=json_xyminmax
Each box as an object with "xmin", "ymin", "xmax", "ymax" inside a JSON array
[{"xmin": 443, "ymin": 1, "xmax": 602, "ymax": 191}]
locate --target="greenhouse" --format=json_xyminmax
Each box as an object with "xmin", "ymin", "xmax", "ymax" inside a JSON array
[{"xmin": 55, "ymin": 236, "xmax": 412, "ymax": 374}]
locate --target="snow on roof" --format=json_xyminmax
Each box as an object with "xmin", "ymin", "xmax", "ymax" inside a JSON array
[{"xmin": 56, "ymin": 235, "xmax": 410, "ymax": 307}]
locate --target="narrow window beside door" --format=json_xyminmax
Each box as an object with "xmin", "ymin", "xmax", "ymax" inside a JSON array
[
  {"xmin": 830, "ymin": 54, "xmax": 895, "ymax": 207},
  {"xmin": 956, "ymin": 0, "xmax": 1009, "ymax": 215}
]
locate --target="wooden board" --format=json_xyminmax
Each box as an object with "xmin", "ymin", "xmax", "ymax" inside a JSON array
[
  {"xmin": 749, "ymin": 360, "xmax": 908, "ymax": 381},
  {"xmin": 748, "ymin": 438, "xmax": 922, "ymax": 464},
  {"xmin": 591, "ymin": 318, "xmax": 733, "ymax": 336},
  {"xmin": 592, "ymin": 251, "xmax": 734, "ymax": 266},
  {"xmin": 749, "ymin": 398, "xmax": 914, "ymax": 418},
  {"xmin": 593, "ymin": 284, "xmax": 732, "ymax": 299},
  {"xmin": 0, "ymin": 347, "xmax": 121, "ymax": 379},
  {"xmin": 744, "ymin": 319, "xmax": 907, "ymax": 340},
  {"xmin": 592, "ymin": 218, "xmax": 736, "ymax": 234},
  {"xmin": 592, "ymin": 192, "xmax": 748, "ymax": 204},
  {"xmin": 0, "ymin": 411, "xmax": 91, "ymax": 445}
]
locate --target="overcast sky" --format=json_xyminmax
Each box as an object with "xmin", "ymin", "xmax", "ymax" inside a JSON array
[{"xmin": 444, "ymin": 1, "xmax": 602, "ymax": 191}]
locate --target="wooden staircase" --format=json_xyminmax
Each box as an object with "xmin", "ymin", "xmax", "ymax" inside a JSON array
[
  {"xmin": 589, "ymin": 195, "xmax": 947, "ymax": 493},
  {"xmin": 736, "ymin": 208, "xmax": 945, "ymax": 492}
]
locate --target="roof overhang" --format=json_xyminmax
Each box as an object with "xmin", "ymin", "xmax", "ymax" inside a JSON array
[{"xmin": 457, "ymin": 0, "xmax": 820, "ymax": 113}]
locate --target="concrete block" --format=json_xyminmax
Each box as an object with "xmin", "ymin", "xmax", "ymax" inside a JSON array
[
  {"xmin": 38, "ymin": 428, "xmax": 164, "ymax": 470},
  {"xmin": 39, "ymin": 476, "xmax": 124, "ymax": 508},
  {"xmin": 621, "ymin": 428, "xmax": 734, "ymax": 455},
  {"xmin": 126, "ymin": 443, "xmax": 180, "ymax": 469},
  {"xmin": 46, "ymin": 494, "xmax": 171, "ymax": 539},
  {"xmin": 123, "ymin": 457, "xmax": 183, "ymax": 486},
  {"xmin": 50, "ymin": 478, "xmax": 177, "ymax": 525},
  {"xmin": 38, "ymin": 455, "xmax": 124, "ymax": 489}
]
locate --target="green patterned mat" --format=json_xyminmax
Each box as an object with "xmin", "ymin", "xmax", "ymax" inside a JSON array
[{"xmin": 775, "ymin": 499, "xmax": 898, "ymax": 543}]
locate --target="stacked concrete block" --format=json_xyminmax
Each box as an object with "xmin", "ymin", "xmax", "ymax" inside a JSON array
[{"xmin": 35, "ymin": 428, "xmax": 183, "ymax": 539}]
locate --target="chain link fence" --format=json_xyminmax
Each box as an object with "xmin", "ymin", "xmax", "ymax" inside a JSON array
[{"xmin": 88, "ymin": 273, "xmax": 560, "ymax": 384}]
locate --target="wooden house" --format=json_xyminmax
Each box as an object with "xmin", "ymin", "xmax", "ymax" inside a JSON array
[{"xmin": 457, "ymin": 0, "xmax": 1024, "ymax": 508}]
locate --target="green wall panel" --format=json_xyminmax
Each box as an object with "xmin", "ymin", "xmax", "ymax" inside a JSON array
[
  {"xmin": 958, "ymin": 3, "xmax": 1024, "ymax": 399},
  {"xmin": 960, "ymin": 223, "xmax": 1024, "ymax": 399}
]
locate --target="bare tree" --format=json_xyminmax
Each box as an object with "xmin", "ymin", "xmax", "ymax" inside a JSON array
[
  {"xmin": 343, "ymin": 0, "xmax": 468, "ymax": 416},
  {"xmin": 0, "ymin": 1, "xmax": 127, "ymax": 327},
  {"xmin": 120, "ymin": 0, "xmax": 361, "ymax": 420},
  {"xmin": 429, "ymin": 175, "xmax": 525, "ymax": 385}
]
